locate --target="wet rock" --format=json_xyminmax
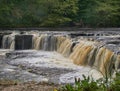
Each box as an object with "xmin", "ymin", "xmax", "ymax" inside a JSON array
[{"xmin": 15, "ymin": 35, "xmax": 33, "ymax": 50}]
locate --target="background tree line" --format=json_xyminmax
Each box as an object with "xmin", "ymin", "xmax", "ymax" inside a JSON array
[{"xmin": 0, "ymin": 0, "xmax": 120, "ymax": 27}]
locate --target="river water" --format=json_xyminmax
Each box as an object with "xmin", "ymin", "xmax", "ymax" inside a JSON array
[
  {"xmin": 0, "ymin": 50, "xmax": 102, "ymax": 84},
  {"xmin": 0, "ymin": 30, "xmax": 120, "ymax": 84}
]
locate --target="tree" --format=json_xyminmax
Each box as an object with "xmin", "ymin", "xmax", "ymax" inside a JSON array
[
  {"xmin": 96, "ymin": 0, "xmax": 120, "ymax": 27},
  {"xmin": 77, "ymin": 0, "xmax": 120, "ymax": 27},
  {"xmin": 0, "ymin": 0, "xmax": 119, "ymax": 27},
  {"xmin": 77, "ymin": 0, "xmax": 99, "ymax": 27},
  {"xmin": 39, "ymin": 0, "xmax": 78, "ymax": 27}
]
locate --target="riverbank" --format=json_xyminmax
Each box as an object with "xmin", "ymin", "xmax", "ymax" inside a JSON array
[{"xmin": 0, "ymin": 80, "xmax": 58, "ymax": 91}]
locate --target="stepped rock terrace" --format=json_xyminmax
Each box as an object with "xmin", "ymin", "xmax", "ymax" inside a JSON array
[{"xmin": 0, "ymin": 29, "xmax": 120, "ymax": 84}]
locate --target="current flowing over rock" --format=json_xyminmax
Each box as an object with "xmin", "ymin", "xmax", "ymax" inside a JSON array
[{"xmin": 0, "ymin": 31, "xmax": 120, "ymax": 76}]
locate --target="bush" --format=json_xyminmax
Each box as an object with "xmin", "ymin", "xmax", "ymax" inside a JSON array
[{"xmin": 58, "ymin": 72, "xmax": 120, "ymax": 91}]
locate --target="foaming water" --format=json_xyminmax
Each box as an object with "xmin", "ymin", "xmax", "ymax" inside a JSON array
[
  {"xmin": 0, "ymin": 31, "xmax": 120, "ymax": 83},
  {"xmin": 7, "ymin": 50, "xmax": 103, "ymax": 83},
  {"xmin": 57, "ymin": 38, "xmax": 72, "ymax": 57},
  {"xmin": 69, "ymin": 40, "xmax": 116, "ymax": 76}
]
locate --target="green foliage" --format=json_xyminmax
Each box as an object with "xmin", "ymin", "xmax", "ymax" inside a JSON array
[
  {"xmin": 77, "ymin": 0, "xmax": 120, "ymax": 27},
  {"xmin": 110, "ymin": 72, "xmax": 120, "ymax": 91},
  {"xmin": 59, "ymin": 75, "xmax": 102, "ymax": 91},
  {"xmin": 77, "ymin": 0, "xmax": 98, "ymax": 26},
  {"xmin": 0, "ymin": 0, "xmax": 120, "ymax": 27},
  {"xmin": 39, "ymin": 0, "xmax": 78, "ymax": 27},
  {"xmin": 40, "ymin": 14, "xmax": 72, "ymax": 27},
  {"xmin": 58, "ymin": 72, "xmax": 120, "ymax": 91},
  {"xmin": 0, "ymin": 0, "xmax": 78, "ymax": 27},
  {"xmin": 0, "ymin": 0, "xmax": 46, "ymax": 27},
  {"xmin": 96, "ymin": 0, "xmax": 120, "ymax": 27}
]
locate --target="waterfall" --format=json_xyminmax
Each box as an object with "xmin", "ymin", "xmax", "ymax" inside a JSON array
[
  {"xmin": 56, "ymin": 36, "xmax": 66, "ymax": 49},
  {"xmin": 33, "ymin": 34, "xmax": 57, "ymax": 51},
  {"xmin": 94, "ymin": 48, "xmax": 114, "ymax": 75},
  {"xmin": 68, "ymin": 40, "xmax": 116, "ymax": 76},
  {"xmin": 57, "ymin": 38, "xmax": 72, "ymax": 57},
  {"xmin": 1, "ymin": 32, "xmax": 120, "ymax": 76},
  {"xmin": 33, "ymin": 34, "xmax": 44, "ymax": 50},
  {"xmin": 0, "ymin": 34, "xmax": 3, "ymax": 48},
  {"xmin": 69, "ymin": 41, "xmax": 94, "ymax": 65},
  {"xmin": 2, "ymin": 35, "xmax": 15, "ymax": 49},
  {"xmin": 115, "ymin": 55, "xmax": 120, "ymax": 70}
]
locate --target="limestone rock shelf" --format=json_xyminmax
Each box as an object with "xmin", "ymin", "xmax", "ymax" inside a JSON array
[{"xmin": 0, "ymin": 30, "xmax": 120, "ymax": 83}]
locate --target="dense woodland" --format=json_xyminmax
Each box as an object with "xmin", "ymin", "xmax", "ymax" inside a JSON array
[{"xmin": 0, "ymin": 0, "xmax": 120, "ymax": 27}]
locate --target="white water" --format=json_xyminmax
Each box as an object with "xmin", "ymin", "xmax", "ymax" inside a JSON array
[
  {"xmin": 1, "ymin": 31, "xmax": 119, "ymax": 84},
  {"xmin": 9, "ymin": 50, "xmax": 103, "ymax": 84}
]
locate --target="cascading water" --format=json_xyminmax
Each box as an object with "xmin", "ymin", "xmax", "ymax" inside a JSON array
[
  {"xmin": 33, "ymin": 34, "xmax": 57, "ymax": 51},
  {"xmin": 2, "ymin": 35, "xmax": 15, "ymax": 49},
  {"xmin": 69, "ymin": 40, "xmax": 116, "ymax": 75},
  {"xmin": 0, "ymin": 31, "xmax": 120, "ymax": 77},
  {"xmin": 33, "ymin": 34, "xmax": 120, "ymax": 76},
  {"xmin": 57, "ymin": 38, "xmax": 72, "ymax": 57}
]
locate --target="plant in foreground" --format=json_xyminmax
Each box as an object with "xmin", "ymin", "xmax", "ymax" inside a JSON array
[
  {"xmin": 57, "ymin": 72, "xmax": 120, "ymax": 91},
  {"xmin": 58, "ymin": 75, "xmax": 102, "ymax": 91}
]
